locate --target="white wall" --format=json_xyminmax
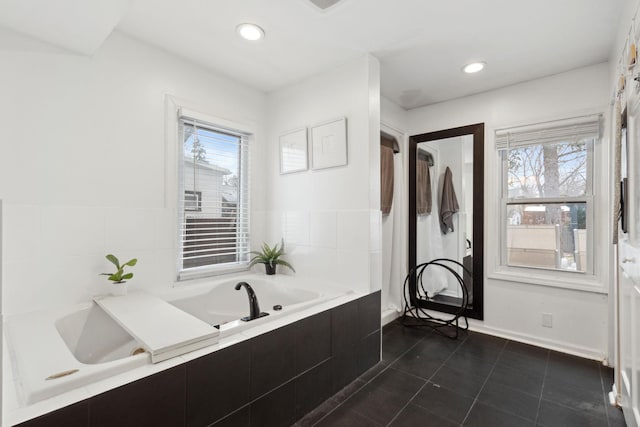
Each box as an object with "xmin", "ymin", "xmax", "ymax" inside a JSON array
[
  {"xmin": 0, "ymin": 29, "xmax": 267, "ymax": 315},
  {"xmin": 0, "ymin": 199, "xmax": 3, "ymax": 423},
  {"xmin": 609, "ymin": 0, "xmax": 638, "ymax": 87},
  {"xmin": 260, "ymin": 55, "xmax": 381, "ymax": 294},
  {"xmin": 381, "ymin": 96, "xmax": 408, "ymax": 134},
  {"xmin": 406, "ymin": 63, "xmax": 611, "ymax": 359},
  {"xmin": 607, "ymin": 0, "xmax": 640, "ymax": 370}
]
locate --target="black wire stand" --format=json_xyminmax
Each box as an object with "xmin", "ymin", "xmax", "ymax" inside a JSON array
[{"xmin": 401, "ymin": 258, "xmax": 470, "ymax": 339}]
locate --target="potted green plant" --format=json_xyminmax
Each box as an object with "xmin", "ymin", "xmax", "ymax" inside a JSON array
[
  {"xmin": 101, "ymin": 254, "xmax": 138, "ymax": 296},
  {"xmin": 249, "ymin": 240, "xmax": 295, "ymax": 275}
]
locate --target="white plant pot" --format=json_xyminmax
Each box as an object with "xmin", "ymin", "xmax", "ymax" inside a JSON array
[{"xmin": 111, "ymin": 281, "xmax": 128, "ymax": 296}]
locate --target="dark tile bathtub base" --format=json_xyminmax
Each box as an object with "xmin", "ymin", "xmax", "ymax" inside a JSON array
[
  {"xmin": 14, "ymin": 401, "xmax": 89, "ymax": 427},
  {"xmin": 295, "ymin": 310, "xmax": 332, "ymax": 373},
  {"xmin": 294, "ymin": 360, "xmax": 333, "ymax": 420},
  {"xmin": 186, "ymin": 340, "xmax": 252, "ymax": 426},
  {"xmin": 90, "ymin": 365, "xmax": 187, "ymax": 427},
  {"xmin": 15, "ymin": 291, "xmax": 381, "ymax": 427},
  {"xmin": 250, "ymin": 323, "xmax": 298, "ymax": 400}
]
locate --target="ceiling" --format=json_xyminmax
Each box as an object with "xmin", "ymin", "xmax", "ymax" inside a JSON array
[
  {"xmin": 0, "ymin": 0, "xmax": 133, "ymax": 55},
  {"xmin": 1, "ymin": 0, "xmax": 627, "ymax": 109}
]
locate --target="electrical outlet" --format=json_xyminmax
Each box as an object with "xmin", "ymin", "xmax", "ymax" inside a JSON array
[{"xmin": 542, "ymin": 313, "xmax": 553, "ymax": 328}]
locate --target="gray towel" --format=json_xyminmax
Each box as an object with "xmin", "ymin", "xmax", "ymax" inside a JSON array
[
  {"xmin": 440, "ymin": 166, "xmax": 459, "ymax": 234},
  {"xmin": 417, "ymin": 159, "xmax": 432, "ymax": 215},
  {"xmin": 381, "ymin": 145, "xmax": 394, "ymax": 215}
]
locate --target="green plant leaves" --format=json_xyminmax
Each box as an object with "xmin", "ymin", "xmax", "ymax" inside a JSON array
[
  {"xmin": 106, "ymin": 254, "xmax": 120, "ymax": 269},
  {"xmin": 101, "ymin": 254, "xmax": 137, "ymax": 283},
  {"xmin": 275, "ymin": 259, "xmax": 296, "ymax": 273},
  {"xmin": 123, "ymin": 258, "xmax": 138, "ymax": 267},
  {"xmin": 249, "ymin": 240, "xmax": 294, "ymax": 272}
]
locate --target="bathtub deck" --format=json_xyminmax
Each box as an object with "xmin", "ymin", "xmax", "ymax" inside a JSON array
[{"xmin": 94, "ymin": 292, "xmax": 219, "ymax": 363}]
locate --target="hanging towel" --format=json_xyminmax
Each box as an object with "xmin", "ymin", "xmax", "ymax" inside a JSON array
[
  {"xmin": 416, "ymin": 158, "xmax": 432, "ymax": 215},
  {"xmin": 380, "ymin": 145, "xmax": 395, "ymax": 215},
  {"xmin": 440, "ymin": 166, "xmax": 459, "ymax": 234}
]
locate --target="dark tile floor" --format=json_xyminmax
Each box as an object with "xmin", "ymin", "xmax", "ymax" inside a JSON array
[{"xmin": 295, "ymin": 319, "xmax": 627, "ymax": 427}]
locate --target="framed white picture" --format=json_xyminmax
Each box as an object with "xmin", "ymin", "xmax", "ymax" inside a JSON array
[
  {"xmin": 310, "ymin": 117, "xmax": 347, "ymax": 170},
  {"xmin": 279, "ymin": 128, "xmax": 308, "ymax": 174}
]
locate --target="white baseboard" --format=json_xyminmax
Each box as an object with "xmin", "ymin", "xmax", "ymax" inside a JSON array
[
  {"xmin": 381, "ymin": 309, "xmax": 401, "ymax": 327},
  {"xmin": 468, "ymin": 322, "xmax": 607, "ymax": 363},
  {"xmin": 379, "ymin": 309, "xmax": 607, "ymax": 362}
]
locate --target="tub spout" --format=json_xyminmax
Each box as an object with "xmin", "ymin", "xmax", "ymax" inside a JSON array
[{"xmin": 234, "ymin": 282, "xmax": 269, "ymax": 322}]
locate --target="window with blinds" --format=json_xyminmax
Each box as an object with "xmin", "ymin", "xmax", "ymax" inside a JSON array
[
  {"xmin": 178, "ymin": 114, "xmax": 250, "ymax": 278},
  {"xmin": 497, "ymin": 115, "xmax": 600, "ymax": 274}
]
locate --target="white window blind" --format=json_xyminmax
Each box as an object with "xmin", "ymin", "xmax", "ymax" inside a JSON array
[
  {"xmin": 178, "ymin": 114, "xmax": 250, "ymax": 277},
  {"xmin": 495, "ymin": 115, "xmax": 600, "ymax": 150}
]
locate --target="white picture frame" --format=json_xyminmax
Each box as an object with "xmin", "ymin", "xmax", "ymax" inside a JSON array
[
  {"xmin": 310, "ymin": 117, "xmax": 347, "ymax": 170},
  {"xmin": 279, "ymin": 128, "xmax": 308, "ymax": 174}
]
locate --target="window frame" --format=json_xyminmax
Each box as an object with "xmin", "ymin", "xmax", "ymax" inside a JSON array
[
  {"xmin": 165, "ymin": 98, "xmax": 253, "ymax": 282},
  {"xmin": 490, "ymin": 113, "xmax": 607, "ymax": 293},
  {"xmin": 499, "ymin": 140, "xmax": 594, "ymax": 274}
]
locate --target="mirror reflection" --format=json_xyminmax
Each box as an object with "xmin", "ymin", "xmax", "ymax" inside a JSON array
[
  {"xmin": 416, "ymin": 135, "xmax": 473, "ymax": 303},
  {"xmin": 409, "ymin": 123, "xmax": 484, "ymax": 320}
]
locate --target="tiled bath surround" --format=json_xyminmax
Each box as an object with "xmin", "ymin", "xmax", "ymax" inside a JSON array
[
  {"xmin": 253, "ymin": 209, "xmax": 379, "ymax": 291},
  {"xmin": 2, "ymin": 32, "xmax": 382, "ymax": 426},
  {"xmin": 14, "ymin": 292, "xmax": 381, "ymax": 427},
  {"xmin": 2, "ymin": 205, "xmax": 177, "ymax": 316}
]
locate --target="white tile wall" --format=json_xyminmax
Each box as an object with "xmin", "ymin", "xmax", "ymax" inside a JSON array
[
  {"xmin": 284, "ymin": 211, "xmax": 310, "ymax": 246},
  {"xmin": 104, "ymin": 208, "xmax": 158, "ymax": 254},
  {"xmin": 336, "ymin": 211, "xmax": 370, "ymax": 252},
  {"xmin": 334, "ymin": 246, "xmax": 370, "ymax": 288},
  {"xmin": 155, "ymin": 209, "xmax": 177, "ymax": 251},
  {"xmin": 41, "ymin": 206, "xmax": 106, "ymax": 257},
  {"xmin": 2, "ymin": 204, "xmax": 178, "ymax": 315},
  {"xmin": 3, "ymin": 205, "xmax": 42, "ymax": 265},
  {"xmin": 369, "ymin": 250, "xmax": 383, "ymax": 292},
  {"xmin": 369, "ymin": 210, "xmax": 382, "ymax": 253},
  {"xmin": 2, "ymin": 204, "xmax": 377, "ymax": 313},
  {"xmin": 258, "ymin": 209, "xmax": 374, "ymax": 293},
  {"xmin": 309, "ymin": 212, "xmax": 337, "ymax": 249}
]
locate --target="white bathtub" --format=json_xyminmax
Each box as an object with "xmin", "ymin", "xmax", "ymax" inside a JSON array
[
  {"xmin": 5, "ymin": 303, "xmax": 150, "ymax": 405},
  {"xmin": 5, "ymin": 274, "xmax": 347, "ymax": 411},
  {"xmin": 168, "ymin": 277, "xmax": 327, "ymax": 334}
]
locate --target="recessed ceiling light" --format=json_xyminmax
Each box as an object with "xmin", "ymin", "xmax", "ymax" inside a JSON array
[
  {"xmin": 236, "ymin": 23, "xmax": 265, "ymax": 41},
  {"xmin": 463, "ymin": 62, "xmax": 486, "ymax": 74}
]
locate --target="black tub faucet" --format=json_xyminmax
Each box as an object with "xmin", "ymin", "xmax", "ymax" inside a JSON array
[{"xmin": 235, "ymin": 282, "xmax": 269, "ymax": 322}]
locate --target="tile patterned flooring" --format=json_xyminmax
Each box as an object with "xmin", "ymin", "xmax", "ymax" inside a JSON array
[{"xmin": 296, "ymin": 319, "xmax": 627, "ymax": 427}]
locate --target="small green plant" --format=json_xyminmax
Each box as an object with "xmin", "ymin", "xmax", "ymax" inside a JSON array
[
  {"xmin": 101, "ymin": 254, "xmax": 138, "ymax": 283},
  {"xmin": 249, "ymin": 240, "xmax": 295, "ymax": 275}
]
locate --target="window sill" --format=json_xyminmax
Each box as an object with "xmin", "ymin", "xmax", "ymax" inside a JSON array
[
  {"xmin": 178, "ymin": 264, "xmax": 250, "ymax": 282},
  {"xmin": 488, "ymin": 267, "xmax": 607, "ymax": 294}
]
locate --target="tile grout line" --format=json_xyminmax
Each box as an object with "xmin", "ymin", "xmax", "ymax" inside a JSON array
[
  {"xmin": 459, "ymin": 338, "xmax": 509, "ymax": 426},
  {"xmin": 383, "ymin": 330, "xmax": 472, "ymax": 426},
  {"xmin": 384, "ymin": 382, "xmax": 430, "ymax": 427},
  {"xmin": 533, "ymin": 348, "xmax": 551, "ymax": 426},
  {"xmin": 389, "ymin": 328, "xmax": 470, "ymax": 382},
  {"xmin": 533, "ymin": 355, "xmax": 610, "ymax": 425},
  {"xmin": 533, "ymin": 390, "xmax": 612, "ymax": 423},
  {"xmin": 309, "ymin": 325, "xmax": 433, "ymax": 426}
]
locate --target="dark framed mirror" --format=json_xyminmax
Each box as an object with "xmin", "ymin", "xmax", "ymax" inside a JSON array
[{"xmin": 408, "ymin": 123, "xmax": 484, "ymax": 320}]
